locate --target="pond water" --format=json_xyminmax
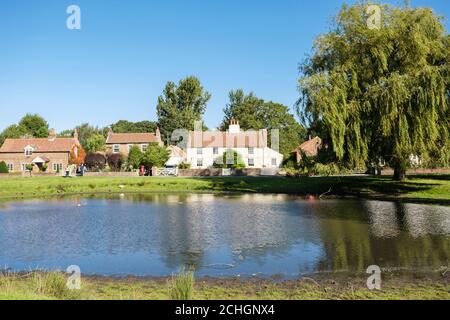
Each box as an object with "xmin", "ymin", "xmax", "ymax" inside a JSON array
[{"xmin": 0, "ymin": 194, "xmax": 449, "ymax": 278}]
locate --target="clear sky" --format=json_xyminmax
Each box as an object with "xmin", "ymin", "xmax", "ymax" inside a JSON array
[{"xmin": 0, "ymin": 0, "xmax": 448, "ymax": 132}]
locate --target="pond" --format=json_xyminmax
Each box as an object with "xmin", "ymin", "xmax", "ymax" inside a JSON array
[{"xmin": 0, "ymin": 194, "xmax": 449, "ymax": 278}]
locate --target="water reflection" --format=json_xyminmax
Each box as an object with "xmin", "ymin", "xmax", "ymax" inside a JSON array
[{"xmin": 0, "ymin": 194, "xmax": 448, "ymax": 277}]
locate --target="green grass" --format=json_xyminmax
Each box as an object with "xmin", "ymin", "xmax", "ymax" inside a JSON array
[
  {"xmin": 0, "ymin": 174, "xmax": 449, "ymax": 203},
  {"xmin": 0, "ymin": 272, "xmax": 448, "ymax": 300},
  {"xmin": 168, "ymin": 268, "xmax": 195, "ymax": 300}
]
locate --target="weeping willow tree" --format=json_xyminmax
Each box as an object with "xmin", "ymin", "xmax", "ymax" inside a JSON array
[{"xmin": 298, "ymin": 2, "xmax": 450, "ymax": 180}]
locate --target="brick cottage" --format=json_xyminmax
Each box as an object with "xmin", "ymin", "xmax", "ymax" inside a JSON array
[{"xmin": 0, "ymin": 130, "xmax": 83, "ymax": 173}]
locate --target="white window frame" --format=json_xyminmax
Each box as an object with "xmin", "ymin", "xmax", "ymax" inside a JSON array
[
  {"xmin": 248, "ymin": 147, "xmax": 254, "ymax": 155},
  {"xmin": 213, "ymin": 147, "xmax": 219, "ymax": 155},
  {"xmin": 197, "ymin": 158, "xmax": 203, "ymax": 167},
  {"xmin": 197, "ymin": 148, "xmax": 203, "ymax": 155},
  {"xmin": 113, "ymin": 144, "xmax": 120, "ymax": 153},
  {"xmin": 53, "ymin": 163, "xmax": 63, "ymax": 172},
  {"xmin": 24, "ymin": 146, "xmax": 33, "ymax": 156},
  {"xmin": 7, "ymin": 163, "xmax": 13, "ymax": 171},
  {"xmin": 22, "ymin": 163, "xmax": 31, "ymax": 172},
  {"xmin": 271, "ymin": 158, "xmax": 277, "ymax": 166},
  {"xmin": 248, "ymin": 158, "xmax": 255, "ymax": 167},
  {"xmin": 141, "ymin": 144, "xmax": 148, "ymax": 152},
  {"xmin": 128, "ymin": 144, "xmax": 133, "ymax": 152}
]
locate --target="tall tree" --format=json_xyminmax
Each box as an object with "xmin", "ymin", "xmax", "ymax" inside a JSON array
[
  {"xmin": 298, "ymin": 3, "xmax": 450, "ymax": 180},
  {"xmin": 157, "ymin": 76, "xmax": 211, "ymax": 142},
  {"xmin": 18, "ymin": 114, "xmax": 49, "ymax": 138},
  {"xmin": 111, "ymin": 120, "xmax": 158, "ymax": 133},
  {"xmin": 221, "ymin": 90, "xmax": 306, "ymax": 158},
  {"xmin": 74, "ymin": 123, "xmax": 107, "ymax": 151}
]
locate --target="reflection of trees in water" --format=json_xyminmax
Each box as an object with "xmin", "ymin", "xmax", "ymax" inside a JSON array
[
  {"xmin": 151, "ymin": 194, "xmax": 321, "ymax": 270},
  {"xmin": 316, "ymin": 200, "xmax": 450, "ymax": 273}
]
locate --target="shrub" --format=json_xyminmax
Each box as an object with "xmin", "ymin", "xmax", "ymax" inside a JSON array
[
  {"xmin": 213, "ymin": 150, "xmax": 246, "ymax": 169},
  {"xmin": 0, "ymin": 161, "xmax": 8, "ymax": 173},
  {"xmin": 85, "ymin": 153, "xmax": 107, "ymax": 171},
  {"xmin": 127, "ymin": 145, "xmax": 143, "ymax": 169},
  {"xmin": 311, "ymin": 163, "xmax": 340, "ymax": 176},
  {"xmin": 107, "ymin": 153, "xmax": 123, "ymax": 172},
  {"xmin": 40, "ymin": 164, "xmax": 48, "ymax": 172},
  {"xmin": 178, "ymin": 162, "xmax": 191, "ymax": 169},
  {"xmin": 142, "ymin": 143, "xmax": 169, "ymax": 169},
  {"xmin": 168, "ymin": 267, "xmax": 195, "ymax": 300}
]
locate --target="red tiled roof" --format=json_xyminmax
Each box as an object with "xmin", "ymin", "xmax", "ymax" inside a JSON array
[
  {"xmin": 187, "ymin": 130, "xmax": 267, "ymax": 148},
  {"xmin": 106, "ymin": 133, "xmax": 160, "ymax": 144},
  {"xmin": 0, "ymin": 138, "xmax": 79, "ymax": 153},
  {"xmin": 293, "ymin": 136, "xmax": 322, "ymax": 157}
]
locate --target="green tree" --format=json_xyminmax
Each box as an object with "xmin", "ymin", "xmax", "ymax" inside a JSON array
[
  {"xmin": 127, "ymin": 145, "xmax": 144, "ymax": 169},
  {"xmin": 157, "ymin": 76, "xmax": 211, "ymax": 142},
  {"xmin": 111, "ymin": 120, "xmax": 158, "ymax": 133},
  {"xmin": 0, "ymin": 124, "xmax": 28, "ymax": 146},
  {"xmin": 142, "ymin": 143, "xmax": 169, "ymax": 169},
  {"xmin": 221, "ymin": 90, "xmax": 306, "ymax": 158},
  {"xmin": 84, "ymin": 134, "xmax": 106, "ymax": 153},
  {"xmin": 18, "ymin": 114, "xmax": 49, "ymax": 138},
  {"xmin": 213, "ymin": 149, "xmax": 246, "ymax": 169},
  {"xmin": 0, "ymin": 161, "xmax": 8, "ymax": 173},
  {"xmin": 298, "ymin": 3, "xmax": 450, "ymax": 180},
  {"xmin": 75, "ymin": 123, "xmax": 107, "ymax": 151}
]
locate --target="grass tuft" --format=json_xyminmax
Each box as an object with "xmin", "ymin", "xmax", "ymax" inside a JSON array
[{"xmin": 168, "ymin": 267, "xmax": 195, "ymax": 300}]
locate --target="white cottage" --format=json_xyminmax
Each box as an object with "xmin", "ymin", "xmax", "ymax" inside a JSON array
[{"xmin": 185, "ymin": 120, "xmax": 283, "ymax": 169}]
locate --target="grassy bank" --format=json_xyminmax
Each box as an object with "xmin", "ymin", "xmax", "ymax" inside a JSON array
[
  {"xmin": 0, "ymin": 175, "xmax": 449, "ymax": 203},
  {"xmin": 0, "ymin": 271, "xmax": 448, "ymax": 300}
]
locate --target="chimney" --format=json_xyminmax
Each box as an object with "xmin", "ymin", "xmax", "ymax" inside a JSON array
[
  {"xmin": 155, "ymin": 126, "xmax": 161, "ymax": 140},
  {"xmin": 73, "ymin": 129, "xmax": 79, "ymax": 140},
  {"xmin": 48, "ymin": 128, "xmax": 56, "ymax": 141},
  {"xmin": 228, "ymin": 119, "xmax": 240, "ymax": 133}
]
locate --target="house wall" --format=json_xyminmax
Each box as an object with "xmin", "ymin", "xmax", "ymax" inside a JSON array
[
  {"xmin": 105, "ymin": 143, "xmax": 151, "ymax": 157},
  {"xmin": 185, "ymin": 147, "xmax": 283, "ymax": 169},
  {"xmin": 0, "ymin": 152, "xmax": 70, "ymax": 173}
]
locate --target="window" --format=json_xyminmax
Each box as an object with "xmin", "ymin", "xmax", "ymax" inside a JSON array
[
  {"xmin": 213, "ymin": 147, "xmax": 219, "ymax": 155},
  {"xmin": 141, "ymin": 144, "xmax": 148, "ymax": 152},
  {"xmin": 128, "ymin": 144, "xmax": 133, "ymax": 152},
  {"xmin": 248, "ymin": 158, "xmax": 255, "ymax": 167},
  {"xmin": 22, "ymin": 164, "xmax": 31, "ymax": 172},
  {"xmin": 271, "ymin": 158, "xmax": 277, "ymax": 166},
  {"xmin": 53, "ymin": 163, "xmax": 63, "ymax": 172},
  {"xmin": 197, "ymin": 148, "xmax": 203, "ymax": 155},
  {"xmin": 197, "ymin": 159, "xmax": 203, "ymax": 167},
  {"xmin": 113, "ymin": 144, "xmax": 120, "ymax": 153},
  {"xmin": 24, "ymin": 147, "xmax": 33, "ymax": 156},
  {"xmin": 248, "ymin": 147, "xmax": 254, "ymax": 155},
  {"xmin": 7, "ymin": 163, "xmax": 13, "ymax": 171}
]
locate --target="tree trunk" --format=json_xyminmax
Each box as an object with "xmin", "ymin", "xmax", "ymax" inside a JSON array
[{"xmin": 393, "ymin": 167, "xmax": 406, "ymax": 181}]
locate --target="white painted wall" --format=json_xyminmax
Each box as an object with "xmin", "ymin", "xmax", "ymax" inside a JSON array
[{"xmin": 186, "ymin": 147, "xmax": 283, "ymax": 169}]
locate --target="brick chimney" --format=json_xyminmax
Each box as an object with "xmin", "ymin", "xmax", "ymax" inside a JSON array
[
  {"xmin": 73, "ymin": 128, "xmax": 79, "ymax": 140},
  {"xmin": 48, "ymin": 128, "xmax": 56, "ymax": 141},
  {"xmin": 155, "ymin": 127, "xmax": 162, "ymax": 144}
]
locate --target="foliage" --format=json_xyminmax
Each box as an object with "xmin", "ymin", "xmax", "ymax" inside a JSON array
[
  {"xmin": 142, "ymin": 143, "xmax": 169, "ymax": 169},
  {"xmin": 85, "ymin": 153, "xmax": 107, "ymax": 171},
  {"xmin": 127, "ymin": 145, "xmax": 144, "ymax": 170},
  {"xmin": 111, "ymin": 120, "xmax": 157, "ymax": 133},
  {"xmin": 18, "ymin": 114, "xmax": 49, "ymax": 138},
  {"xmin": 57, "ymin": 130, "xmax": 74, "ymax": 138},
  {"xmin": 25, "ymin": 164, "xmax": 34, "ymax": 171},
  {"xmin": 221, "ymin": 89, "xmax": 306, "ymax": 158},
  {"xmin": 169, "ymin": 267, "xmax": 195, "ymax": 300},
  {"xmin": 213, "ymin": 149, "xmax": 246, "ymax": 169},
  {"xmin": 0, "ymin": 114, "xmax": 49, "ymax": 145},
  {"xmin": 297, "ymin": 3, "xmax": 450, "ymax": 180},
  {"xmin": 0, "ymin": 161, "xmax": 8, "ymax": 174},
  {"xmin": 157, "ymin": 76, "xmax": 211, "ymax": 142},
  {"xmin": 33, "ymin": 272, "xmax": 76, "ymax": 299},
  {"xmin": 178, "ymin": 162, "xmax": 191, "ymax": 169},
  {"xmin": 107, "ymin": 153, "xmax": 124, "ymax": 172},
  {"xmin": 84, "ymin": 134, "xmax": 106, "ymax": 153},
  {"xmin": 40, "ymin": 164, "xmax": 48, "ymax": 173},
  {"xmin": 74, "ymin": 123, "xmax": 107, "ymax": 151},
  {"xmin": 69, "ymin": 145, "xmax": 86, "ymax": 166}
]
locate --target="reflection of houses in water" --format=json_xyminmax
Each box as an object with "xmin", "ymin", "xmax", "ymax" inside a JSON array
[{"xmin": 152, "ymin": 194, "xmax": 322, "ymax": 270}]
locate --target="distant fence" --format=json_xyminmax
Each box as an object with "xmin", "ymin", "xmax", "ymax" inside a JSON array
[
  {"xmin": 84, "ymin": 171, "xmax": 139, "ymax": 177},
  {"xmin": 177, "ymin": 168, "xmax": 281, "ymax": 177}
]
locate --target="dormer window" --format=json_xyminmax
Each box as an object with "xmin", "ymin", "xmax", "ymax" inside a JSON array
[{"xmin": 24, "ymin": 146, "xmax": 34, "ymax": 156}]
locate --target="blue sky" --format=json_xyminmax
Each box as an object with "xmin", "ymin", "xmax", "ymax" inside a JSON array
[{"xmin": 0, "ymin": 0, "xmax": 448, "ymax": 132}]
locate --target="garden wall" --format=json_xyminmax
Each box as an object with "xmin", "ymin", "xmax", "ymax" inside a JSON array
[
  {"xmin": 381, "ymin": 168, "xmax": 450, "ymax": 176},
  {"xmin": 177, "ymin": 168, "xmax": 281, "ymax": 177},
  {"xmin": 84, "ymin": 172, "xmax": 139, "ymax": 177}
]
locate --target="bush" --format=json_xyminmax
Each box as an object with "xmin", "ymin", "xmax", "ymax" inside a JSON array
[
  {"xmin": 33, "ymin": 271, "xmax": 76, "ymax": 299},
  {"xmin": 168, "ymin": 267, "xmax": 195, "ymax": 300},
  {"xmin": 213, "ymin": 150, "xmax": 246, "ymax": 169},
  {"xmin": 127, "ymin": 145, "xmax": 143, "ymax": 170},
  {"xmin": 311, "ymin": 163, "xmax": 340, "ymax": 176},
  {"xmin": 0, "ymin": 161, "xmax": 8, "ymax": 173},
  {"xmin": 107, "ymin": 153, "xmax": 123, "ymax": 172},
  {"xmin": 85, "ymin": 153, "xmax": 107, "ymax": 171},
  {"xmin": 178, "ymin": 162, "xmax": 191, "ymax": 169},
  {"xmin": 142, "ymin": 143, "xmax": 169, "ymax": 169}
]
